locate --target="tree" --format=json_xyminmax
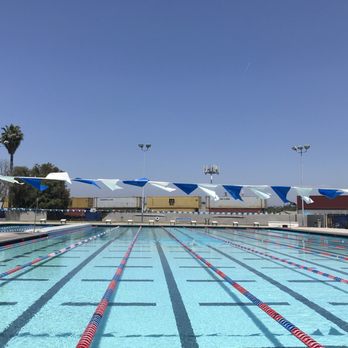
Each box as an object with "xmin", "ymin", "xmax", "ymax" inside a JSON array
[
  {"xmin": 0, "ymin": 159, "xmax": 10, "ymax": 205},
  {"xmin": 1, "ymin": 124, "xmax": 24, "ymax": 174},
  {"xmin": 10, "ymin": 163, "xmax": 70, "ymax": 209}
]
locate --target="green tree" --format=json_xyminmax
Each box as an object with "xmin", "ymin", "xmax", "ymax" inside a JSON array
[
  {"xmin": 10, "ymin": 163, "xmax": 70, "ymax": 209},
  {"xmin": 0, "ymin": 124, "xmax": 24, "ymax": 174}
]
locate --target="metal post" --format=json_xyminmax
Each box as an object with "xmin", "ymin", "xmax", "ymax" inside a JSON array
[
  {"xmin": 33, "ymin": 194, "xmax": 38, "ymax": 233},
  {"xmin": 291, "ymin": 145, "xmax": 310, "ymax": 227},
  {"xmin": 138, "ymin": 144, "xmax": 151, "ymax": 223}
]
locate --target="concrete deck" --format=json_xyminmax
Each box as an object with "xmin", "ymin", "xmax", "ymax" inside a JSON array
[{"xmin": 1, "ymin": 222, "xmax": 348, "ymax": 247}]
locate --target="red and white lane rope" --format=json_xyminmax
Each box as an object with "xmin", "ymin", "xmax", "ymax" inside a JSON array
[
  {"xmin": 165, "ymin": 228, "xmax": 323, "ymax": 348},
  {"xmin": 0, "ymin": 225, "xmax": 93, "ymax": 252},
  {"xmin": 0, "ymin": 228, "xmax": 115, "ymax": 279},
  {"xmin": 201, "ymin": 229, "xmax": 348, "ymax": 284},
  {"xmin": 76, "ymin": 227, "xmax": 141, "ymax": 348},
  {"xmin": 230, "ymin": 229, "xmax": 348, "ymax": 261}
]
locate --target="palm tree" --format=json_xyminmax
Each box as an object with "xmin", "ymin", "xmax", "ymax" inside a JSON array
[{"xmin": 1, "ymin": 124, "xmax": 24, "ymax": 174}]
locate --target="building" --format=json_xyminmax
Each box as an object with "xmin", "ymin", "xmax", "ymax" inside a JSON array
[{"xmin": 297, "ymin": 195, "xmax": 348, "ymax": 228}]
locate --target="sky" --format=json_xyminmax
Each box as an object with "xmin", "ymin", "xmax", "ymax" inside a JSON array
[{"xmin": 0, "ymin": 1, "xmax": 348, "ymax": 197}]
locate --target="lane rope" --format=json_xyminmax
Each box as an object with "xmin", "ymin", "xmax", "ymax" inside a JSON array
[
  {"xmin": 0, "ymin": 225, "xmax": 95, "ymax": 252},
  {"xmin": 200, "ymin": 229, "xmax": 348, "ymax": 284},
  {"xmin": 164, "ymin": 227, "xmax": 323, "ymax": 348},
  {"xmin": 0, "ymin": 227, "xmax": 116, "ymax": 279},
  {"xmin": 76, "ymin": 227, "xmax": 141, "ymax": 348},
  {"xmin": 230, "ymin": 228, "xmax": 348, "ymax": 261}
]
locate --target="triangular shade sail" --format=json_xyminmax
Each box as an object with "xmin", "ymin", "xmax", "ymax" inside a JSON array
[
  {"xmin": 294, "ymin": 187, "xmax": 314, "ymax": 204},
  {"xmin": 223, "ymin": 185, "xmax": 243, "ymax": 201},
  {"xmin": 173, "ymin": 183, "xmax": 198, "ymax": 195},
  {"xmin": 0, "ymin": 175, "xmax": 20, "ymax": 184},
  {"xmin": 20, "ymin": 178, "xmax": 48, "ymax": 191},
  {"xmin": 318, "ymin": 189, "xmax": 343, "ymax": 199},
  {"xmin": 73, "ymin": 178, "xmax": 101, "ymax": 188},
  {"xmin": 149, "ymin": 181, "xmax": 176, "ymax": 192},
  {"xmin": 271, "ymin": 186, "xmax": 291, "ymax": 203},
  {"xmin": 98, "ymin": 179, "xmax": 123, "ymax": 191},
  {"xmin": 123, "ymin": 178, "xmax": 149, "ymax": 187},
  {"xmin": 45, "ymin": 172, "xmax": 72, "ymax": 184},
  {"xmin": 247, "ymin": 185, "xmax": 271, "ymax": 200},
  {"xmin": 199, "ymin": 185, "xmax": 219, "ymax": 201}
]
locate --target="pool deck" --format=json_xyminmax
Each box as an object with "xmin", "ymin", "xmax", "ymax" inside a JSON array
[
  {"xmin": 1, "ymin": 221, "xmax": 348, "ymax": 246},
  {"xmin": 0, "ymin": 222, "xmax": 92, "ymax": 246}
]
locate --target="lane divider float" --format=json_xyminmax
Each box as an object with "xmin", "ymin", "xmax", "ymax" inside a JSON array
[
  {"xmin": 0, "ymin": 228, "xmax": 115, "ymax": 279},
  {"xmin": 200, "ymin": 229, "xmax": 348, "ymax": 284},
  {"xmin": 76, "ymin": 227, "xmax": 141, "ymax": 348},
  {"xmin": 164, "ymin": 227, "xmax": 323, "ymax": 348},
  {"xmin": 0, "ymin": 225, "xmax": 98, "ymax": 253},
  {"xmin": 229, "ymin": 228, "xmax": 348, "ymax": 261}
]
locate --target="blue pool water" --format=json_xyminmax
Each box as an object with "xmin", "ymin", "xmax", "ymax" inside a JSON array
[{"xmin": 0, "ymin": 226, "xmax": 347, "ymax": 347}]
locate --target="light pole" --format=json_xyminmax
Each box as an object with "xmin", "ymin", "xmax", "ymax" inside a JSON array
[
  {"xmin": 204, "ymin": 165, "xmax": 219, "ymax": 213},
  {"xmin": 138, "ymin": 144, "xmax": 151, "ymax": 223},
  {"xmin": 291, "ymin": 144, "xmax": 311, "ymax": 227}
]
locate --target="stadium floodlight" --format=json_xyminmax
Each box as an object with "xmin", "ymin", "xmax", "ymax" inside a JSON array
[
  {"xmin": 291, "ymin": 144, "xmax": 311, "ymax": 227},
  {"xmin": 138, "ymin": 143, "xmax": 152, "ymax": 223}
]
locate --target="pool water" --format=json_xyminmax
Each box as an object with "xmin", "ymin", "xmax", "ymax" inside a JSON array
[{"xmin": 0, "ymin": 226, "xmax": 347, "ymax": 347}]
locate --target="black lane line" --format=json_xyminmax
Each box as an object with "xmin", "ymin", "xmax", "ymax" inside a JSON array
[
  {"xmin": 216, "ymin": 235, "xmax": 348, "ymax": 295},
  {"xmin": 243, "ymin": 258, "xmax": 270, "ymax": 261},
  {"xmin": 171, "ymin": 229, "xmax": 283, "ymax": 347},
  {"xmin": 0, "ymin": 229, "xmax": 96, "ymax": 263},
  {"xmin": 35, "ymin": 265, "xmax": 67, "ymax": 268},
  {"xmin": 68, "ymin": 250, "xmax": 91, "ymax": 252},
  {"xmin": 0, "ymin": 278, "xmax": 49, "ymax": 282},
  {"xmin": 81, "ymin": 279, "xmax": 153, "ymax": 282},
  {"xmin": 218, "ymin": 230, "xmax": 348, "ymax": 276},
  {"xmin": 178, "ymin": 229, "xmax": 348, "ymax": 333},
  {"xmin": 288, "ymin": 280, "xmax": 345, "ymax": 283},
  {"xmin": 0, "ymin": 250, "xmax": 79, "ymax": 289},
  {"xmin": 261, "ymin": 267, "xmax": 289, "ymax": 269},
  {"xmin": 175, "ymin": 257, "xmax": 221, "ymax": 259},
  {"xmin": 156, "ymin": 241, "xmax": 198, "ymax": 348},
  {"xmin": 207, "ymin": 244, "xmax": 348, "ymax": 333},
  {"xmin": 227, "ymin": 228, "xmax": 348, "ymax": 259},
  {"xmin": 94, "ymin": 265, "xmax": 153, "ymax": 268},
  {"xmin": 179, "ymin": 266, "xmax": 236, "ymax": 269},
  {"xmin": 329, "ymin": 303, "xmax": 348, "ymax": 306},
  {"xmin": 187, "ymin": 279, "xmax": 255, "ymax": 283},
  {"xmin": 0, "ymin": 232, "xmax": 125, "ymax": 346},
  {"xmin": 0, "ymin": 302, "xmax": 17, "ymax": 306},
  {"xmin": 199, "ymin": 302, "xmax": 290, "ymax": 306},
  {"xmin": 61, "ymin": 302, "xmax": 156, "ymax": 306},
  {"xmin": 212, "ymin": 232, "xmax": 348, "ymax": 295}
]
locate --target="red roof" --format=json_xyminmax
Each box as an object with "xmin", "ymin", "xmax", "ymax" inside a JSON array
[{"xmin": 297, "ymin": 195, "xmax": 348, "ymax": 210}]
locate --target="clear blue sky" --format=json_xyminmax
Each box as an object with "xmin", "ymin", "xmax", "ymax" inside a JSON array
[{"xmin": 1, "ymin": 1, "xmax": 348, "ymax": 196}]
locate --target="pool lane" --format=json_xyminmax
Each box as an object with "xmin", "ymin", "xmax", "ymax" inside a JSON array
[
  {"xmin": 227, "ymin": 228, "xmax": 348, "ymax": 262},
  {"xmin": 0, "ymin": 226, "xmax": 101, "ymax": 266},
  {"xmin": 0, "ymin": 227, "xmax": 125, "ymax": 346},
  {"xmin": 1, "ymin": 227, "xmax": 348, "ymax": 348},
  {"xmin": 164, "ymin": 228, "xmax": 323, "ymax": 348},
  {"xmin": 172, "ymin": 227, "xmax": 348, "ymax": 346}
]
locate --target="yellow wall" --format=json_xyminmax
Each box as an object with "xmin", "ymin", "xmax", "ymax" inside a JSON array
[
  {"xmin": 147, "ymin": 196, "xmax": 201, "ymax": 210},
  {"xmin": 69, "ymin": 197, "xmax": 94, "ymax": 209}
]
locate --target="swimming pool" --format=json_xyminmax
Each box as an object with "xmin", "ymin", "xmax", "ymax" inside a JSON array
[{"xmin": 0, "ymin": 226, "xmax": 347, "ymax": 347}]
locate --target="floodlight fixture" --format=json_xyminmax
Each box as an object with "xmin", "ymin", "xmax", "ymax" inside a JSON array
[{"xmin": 291, "ymin": 144, "xmax": 311, "ymax": 227}]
